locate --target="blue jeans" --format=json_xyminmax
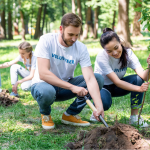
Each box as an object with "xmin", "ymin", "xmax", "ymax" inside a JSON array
[
  {"xmin": 31, "ymin": 73, "xmax": 104, "ymax": 115},
  {"xmin": 101, "ymin": 75, "xmax": 144, "ymax": 111}
]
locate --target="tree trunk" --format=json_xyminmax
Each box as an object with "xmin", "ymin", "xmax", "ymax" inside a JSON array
[
  {"xmin": 62, "ymin": 0, "xmax": 65, "ymax": 16},
  {"xmin": 117, "ymin": 0, "xmax": 132, "ymax": 47},
  {"xmin": 72, "ymin": 0, "xmax": 76, "ymax": 13},
  {"xmin": 83, "ymin": 1, "xmax": 92, "ymax": 40},
  {"xmin": 132, "ymin": 0, "xmax": 142, "ymax": 36},
  {"xmin": 8, "ymin": 0, "xmax": 13, "ymax": 40},
  {"xmin": 77, "ymin": 0, "xmax": 83, "ymax": 39},
  {"xmin": 112, "ymin": 10, "xmax": 116, "ymax": 31},
  {"xmin": 13, "ymin": 20, "xmax": 19, "ymax": 35},
  {"xmin": 94, "ymin": 6, "xmax": 100, "ymax": 39},
  {"xmin": 34, "ymin": 4, "xmax": 43, "ymax": 39},
  {"xmin": 77, "ymin": 0, "xmax": 82, "ymax": 19},
  {"xmin": 25, "ymin": 18, "xmax": 29, "ymax": 34},
  {"xmin": 1, "ymin": 9, "xmax": 6, "ymax": 39},
  {"xmin": 41, "ymin": 4, "xmax": 47, "ymax": 35},
  {"xmin": 19, "ymin": 1, "xmax": 26, "ymax": 41}
]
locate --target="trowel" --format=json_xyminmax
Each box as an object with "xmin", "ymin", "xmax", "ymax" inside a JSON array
[{"xmin": 77, "ymin": 94, "xmax": 109, "ymax": 128}]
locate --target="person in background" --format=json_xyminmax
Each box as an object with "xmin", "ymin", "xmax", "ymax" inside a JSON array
[
  {"xmin": 90, "ymin": 28, "xmax": 150, "ymax": 127},
  {"xmin": 0, "ymin": 41, "xmax": 36, "ymax": 97}
]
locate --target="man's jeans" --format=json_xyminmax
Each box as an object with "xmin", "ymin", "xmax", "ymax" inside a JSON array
[
  {"xmin": 31, "ymin": 73, "xmax": 104, "ymax": 115},
  {"xmin": 101, "ymin": 75, "xmax": 144, "ymax": 111}
]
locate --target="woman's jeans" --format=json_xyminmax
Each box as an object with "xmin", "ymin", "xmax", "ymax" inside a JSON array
[
  {"xmin": 10, "ymin": 64, "xmax": 31, "ymax": 91},
  {"xmin": 31, "ymin": 73, "xmax": 104, "ymax": 115},
  {"xmin": 101, "ymin": 75, "xmax": 144, "ymax": 111}
]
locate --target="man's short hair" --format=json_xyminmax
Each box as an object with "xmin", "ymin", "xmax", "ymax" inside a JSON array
[{"xmin": 61, "ymin": 13, "xmax": 82, "ymax": 28}]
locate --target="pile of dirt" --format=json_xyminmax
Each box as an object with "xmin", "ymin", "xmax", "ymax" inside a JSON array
[
  {"xmin": 65, "ymin": 123, "xmax": 150, "ymax": 149},
  {"xmin": 0, "ymin": 89, "xmax": 19, "ymax": 106}
]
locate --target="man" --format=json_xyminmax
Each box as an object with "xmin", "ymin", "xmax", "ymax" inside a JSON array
[{"xmin": 31, "ymin": 13, "xmax": 104, "ymax": 130}]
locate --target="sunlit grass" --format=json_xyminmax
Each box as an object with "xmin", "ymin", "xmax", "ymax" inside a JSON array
[{"xmin": 0, "ymin": 35, "xmax": 150, "ymax": 149}]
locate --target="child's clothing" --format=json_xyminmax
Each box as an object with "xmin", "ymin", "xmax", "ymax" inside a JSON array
[{"xmin": 10, "ymin": 52, "xmax": 36, "ymax": 91}]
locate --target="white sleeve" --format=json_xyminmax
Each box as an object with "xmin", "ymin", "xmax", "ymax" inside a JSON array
[
  {"xmin": 127, "ymin": 49, "xmax": 141, "ymax": 70},
  {"xmin": 95, "ymin": 53, "xmax": 113, "ymax": 75},
  {"xmin": 34, "ymin": 36, "xmax": 50, "ymax": 59},
  {"xmin": 31, "ymin": 56, "xmax": 36, "ymax": 70},
  {"xmin": 79, "ymin": 45, "xmax": 91, "ymax": 68}
]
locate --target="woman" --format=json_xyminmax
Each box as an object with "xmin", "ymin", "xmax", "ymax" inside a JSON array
[
  {"xmin": 90, "ymin": 28, "xmax": 150, "ymax": 127},
  {"xmin": 0, "ymin": 41, "xmax": 36, "ymax": 97}
]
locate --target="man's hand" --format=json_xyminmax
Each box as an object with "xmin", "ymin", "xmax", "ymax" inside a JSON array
[
  {"xmin": 93, "ymin": 106, "xmax": 104, "ymax": 122},
  {"xmin": 70, "ymin": 86, "xmax": 88, "ymax": 96}
]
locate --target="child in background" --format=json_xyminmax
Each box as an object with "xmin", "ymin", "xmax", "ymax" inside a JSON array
[{"xmin": 0, "ymin": 41, "xmax": 36, "ymax": 96}]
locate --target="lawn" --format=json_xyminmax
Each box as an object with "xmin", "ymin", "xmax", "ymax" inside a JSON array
[{"xmin": 0, "ymin": 34, "xmax": 150, "ymax": 149}]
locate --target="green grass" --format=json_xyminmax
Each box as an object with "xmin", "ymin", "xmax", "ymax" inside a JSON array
[{"xmin": 0, "ymin": 35, "xmax": 150, "ymax": 149}]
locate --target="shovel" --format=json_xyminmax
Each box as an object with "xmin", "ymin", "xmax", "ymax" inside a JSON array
[{"xmin": 77, "ymin": 94, "xmax": 109, "ymax": 128}]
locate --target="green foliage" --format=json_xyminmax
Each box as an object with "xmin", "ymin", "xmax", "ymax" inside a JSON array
[{"xmin": 135, "ymin": 0, "xmax": 150, "ymax": 50}]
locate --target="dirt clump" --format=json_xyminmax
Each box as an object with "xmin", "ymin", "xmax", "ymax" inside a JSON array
[
  {"xmin": 0, "ymin": 89, "xmax": 19, "ymax": 106},
  {"xmin": 65, "ymin": 123, "xmax": 150, "ymax": 149}
]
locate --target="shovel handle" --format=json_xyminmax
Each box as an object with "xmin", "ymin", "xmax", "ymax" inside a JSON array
[{"xmin": 85, "ymin": 97, "xmax": 109, "ymax": 128}]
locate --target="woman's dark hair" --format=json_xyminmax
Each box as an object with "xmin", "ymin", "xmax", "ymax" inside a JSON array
[{"xmin": 100, "ymin": 28, "xmax": 128, "ymax": 69}]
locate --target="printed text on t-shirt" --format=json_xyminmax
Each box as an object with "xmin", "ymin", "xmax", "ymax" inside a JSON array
[
  {"xmin": 113, "ymin": 67, "xmax": 127, "ymax": 72},
  {"xmin": 52, "ymin": 53, "xmax": 74, "ymax": 64}
]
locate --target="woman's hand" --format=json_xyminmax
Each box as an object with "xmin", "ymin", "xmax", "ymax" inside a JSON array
[
  {"xmin": 147, "ymin": 54, "xmax": 150, "ymax": 65},
  {"xmin": 138, "ymin": 82, "xmax": 150, "ymax": 92},
  {"xmin": 12, "ymin": 83, "xmax": 18, "ymax": 94},
  {"xmin": 12, "ymin": 80, "xmax": 22, "ymax": 94}
]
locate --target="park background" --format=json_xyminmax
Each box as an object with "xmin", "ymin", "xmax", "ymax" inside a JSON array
[{"xmin": 0, "ymin": 0, "xmax": 150, "ymax": 149}]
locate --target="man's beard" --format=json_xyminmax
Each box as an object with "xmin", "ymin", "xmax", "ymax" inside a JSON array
[{"xmin": 61, "ymin": 32, "xmax": 74, "ymax": 46}]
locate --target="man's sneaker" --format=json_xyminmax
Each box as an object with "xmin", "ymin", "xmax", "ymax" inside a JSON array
[
  {"xmin": 61, "ymin": 113, "xmax": 90, "ymax": 126},
  {"xmin": 90, "ymin": 112, "xmax": 98, "ymax": 122},
  {"xmin": 41, "ymin": 114, "xmax": 55, "ymax": 129},
  {"xmin": 130, "ymin": 115, "xmax": 149, "ymax": 127},
  {"xmin": 10, "ymin": 92, "xmax": 19, "ymax": 97}
]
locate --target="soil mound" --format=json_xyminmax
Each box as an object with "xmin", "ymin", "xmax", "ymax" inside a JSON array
[
  {"xmin": 66, "ymin": 123, "xmax": 150, "ymax": 149},
  {"xmin": 0, "ymin": 89, "xmax": 19, "ymax": 106}
]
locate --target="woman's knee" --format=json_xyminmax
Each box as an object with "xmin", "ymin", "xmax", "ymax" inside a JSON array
[
  {"xmin": 101, "ymin": 88, "xmax": 112, "ymax": 111},
  {"xmin": 94, "ymin": 73, "xmax": 104, "ymax": 90},
  {"xmin": 135, "ymin": 75, "xmax": 144, "ymax": 86},
  {"xmin": 21, "ymin": 81, "xmax": 31, "ymax": 91},
  {"xmin": 10, "ymin": 64, "xmax": 21, "ymax": 72}
]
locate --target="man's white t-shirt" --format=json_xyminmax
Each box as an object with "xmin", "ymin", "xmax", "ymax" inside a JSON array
[
  {"xmin": 94, "ymin": 49, "xmax": 141, "ymax": 85},
  {"xmin": 32, "ymin": 33, "xmax": 91, "ymax": 85},
  {"xmin": 14, "ymin": 52, "xmax": 36, "ymax": 70}
]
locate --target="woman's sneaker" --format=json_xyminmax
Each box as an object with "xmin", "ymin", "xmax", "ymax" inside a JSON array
[
  {"xmin": 130, "ymin": 115, "xmax": 149, "ymax": 127},
  {"xmin": 10, "ymin": 92, "xmax": 19, "ymax": 97},
  {"xmin": 90, "ymin": 112, "xmax": 98, "ymax": 122}
]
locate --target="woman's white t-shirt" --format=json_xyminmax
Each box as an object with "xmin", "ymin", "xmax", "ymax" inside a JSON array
[
  {"xmin": 94, "ymin": 49, "xmax": 141, "ymax": 85},
  {"xmin": 14, "ymin": 52, "xmax": 36, "ymax": 70}
]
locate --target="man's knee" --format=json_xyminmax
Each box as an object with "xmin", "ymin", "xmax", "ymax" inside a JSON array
[
  {"xmin": 31, "ymin": 83, "xmax": 56, "ymax": 104},
  {"xmin": 94, "ymin": 73, "xmax": 104, "ymax": 90}
]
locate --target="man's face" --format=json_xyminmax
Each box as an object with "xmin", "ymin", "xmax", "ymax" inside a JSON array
[{"xmin": 60, "ymin": 25, "xmax": 81, "ymax": 47}]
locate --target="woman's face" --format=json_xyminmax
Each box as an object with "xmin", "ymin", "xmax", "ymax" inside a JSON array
[
  {"xmin": 19, "ymin": 49, "xmax": 31, "ymax": 59},
  {"xmin": 104, "ymin": 38, "xmax": 122, "ymax": 59}
]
